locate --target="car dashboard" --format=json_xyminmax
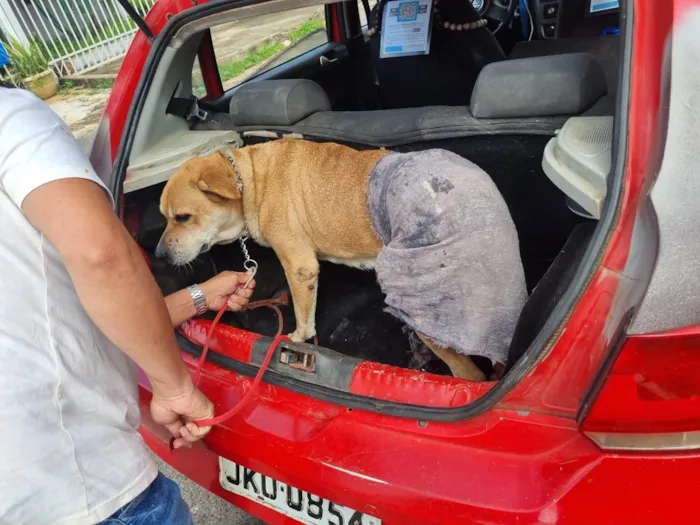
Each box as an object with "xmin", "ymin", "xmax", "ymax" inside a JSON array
[{"xmin": 528, "ymin": 0, "xmax": 620, "ymax": 40}]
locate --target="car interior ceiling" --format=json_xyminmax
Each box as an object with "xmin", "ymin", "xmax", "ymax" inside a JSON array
[{"xmin": 128, "ymin": 0, "xmax": 620, "ymax": 378}]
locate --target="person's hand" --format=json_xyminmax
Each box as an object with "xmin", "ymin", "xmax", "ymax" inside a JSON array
[
  {"xmin": 150, "ymin": 381, "xmax": 215, "ymax": 449},
  {"xmin": 200, "ymin": 271, "xmax": 256, "ymax": 312}
]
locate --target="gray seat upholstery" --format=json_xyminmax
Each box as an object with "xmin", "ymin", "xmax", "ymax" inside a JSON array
[
  {"xmin": 470, "ymin": 53, "xmax": 607, "ymax": 119},
  {"xmin": 228, "ymin": 79, "xmax": 331, "ymax": 126},
  {"xmin": 509, "ymin": 36, "xmax": 620, "ymax": 103},
  {"xmin": 199, "ymin": 105, "xmax": 572, "ymax": 147},
  {"xmin": 196, "ymin": 53, "xmax": 610, "ymax": 147}
]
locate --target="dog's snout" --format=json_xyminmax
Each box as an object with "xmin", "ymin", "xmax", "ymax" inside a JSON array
[{"xmin": 154, "ymin": 242, "xmax": 167, "ymax": 259}]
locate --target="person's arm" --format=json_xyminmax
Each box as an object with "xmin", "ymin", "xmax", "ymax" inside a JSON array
[
  {"xmin": 165, "ymin": 272, "xmax": 256, "ymax": 328},
  {"xmin": 22, "ymin": 178, "xmax": 212, "ymax": 448}
]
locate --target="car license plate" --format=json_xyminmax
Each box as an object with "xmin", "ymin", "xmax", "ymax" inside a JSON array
[{"xmin": 219, "ymin": 458, "xmax": 382, "ymax": 525}]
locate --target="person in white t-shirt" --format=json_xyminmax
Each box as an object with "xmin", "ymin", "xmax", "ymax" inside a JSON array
[{"xmin": 0, "ymin": 87, "xmax": 255, "ymax": 524}]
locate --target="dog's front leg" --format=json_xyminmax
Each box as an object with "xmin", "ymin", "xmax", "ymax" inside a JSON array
[{"xmin": 278, "ymin": 251, "xmax": 320, "ymax": 343}]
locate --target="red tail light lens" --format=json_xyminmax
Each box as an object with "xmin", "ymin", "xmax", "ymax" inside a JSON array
[{"xmin": 581, "ymin": 328, "xmax": 700, "ymax": 450}]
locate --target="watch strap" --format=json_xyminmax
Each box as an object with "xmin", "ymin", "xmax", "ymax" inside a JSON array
[{"xmin": 187, "ymin": 284, "xmax": 208, "ymax": 316}]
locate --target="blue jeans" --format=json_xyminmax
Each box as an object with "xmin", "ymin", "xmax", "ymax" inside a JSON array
[{"xmin": 101, "ymin": 473, "xmax": 193, "ymax": 525}]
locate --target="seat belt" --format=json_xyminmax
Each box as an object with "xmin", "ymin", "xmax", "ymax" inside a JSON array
[
  {"xmin": 166, "ymin": 95, "xmax": 209, "ymax": 122},
  {"xmin": 361, "ymin": 0, "xmax": 371, "ymax": 21}
]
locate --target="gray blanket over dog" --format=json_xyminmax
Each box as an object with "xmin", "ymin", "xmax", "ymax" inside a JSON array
[{"xmin": 367, "ymin": 150, "xmax": 527, "ymax": 365}]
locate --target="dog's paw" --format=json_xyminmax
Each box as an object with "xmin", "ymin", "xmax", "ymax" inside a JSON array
[
  {"xmin": 288, "ymin": 329, "xmax": 316, "ymax": 343},
  {"xmin": 287, "ymin": 331, "xmax": 303, "ymax": 343},
  {"xmin": 288, "ymin": 330, "xmax": 307, "ymax": 343}
]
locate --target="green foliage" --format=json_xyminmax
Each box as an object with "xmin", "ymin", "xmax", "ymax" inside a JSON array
[
  {"xmin": 218, "ymin": 42, "xmax": 286, "ymax": 82},
  {"xmin": 288, "ymin": 17, "xmax": 325, "ymax": 41},
  {"xmin": 95, "ymin": 77, "xmax": 114, "ymax": 89},
  {"xmin": 217, "ymin": 16, "xmax": 326, "ymax": 84},
  {"xmin": 58, "ymin": 79, "xmax": 77, "ymax": 93},
  {"xmin": 4, "ymin": 37, "xmax": 49, "ymax": 78}
]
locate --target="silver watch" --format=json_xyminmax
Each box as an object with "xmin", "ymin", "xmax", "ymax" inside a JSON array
[{"xmin": 187, "ymin": 284, "xmax": 208, "ymax": 316}]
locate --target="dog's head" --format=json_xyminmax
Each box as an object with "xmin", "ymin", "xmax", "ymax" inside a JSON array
[{"xmin": 156, "ymin": 152, "xmax": 244, "ymax": 265}]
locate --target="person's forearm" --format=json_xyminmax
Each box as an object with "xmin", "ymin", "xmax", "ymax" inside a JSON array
[
  {"xmin": 66, "ymin": 230, "xmax": 191, "ymax": 396},
  {"xmin": 165, "ymin": 288, "xmax": 198, "ymax": 328}
]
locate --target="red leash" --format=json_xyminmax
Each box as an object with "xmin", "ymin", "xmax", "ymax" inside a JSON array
[{"xmin": 191, "ymin": 292, "xmax": 290, "ymax": 427}]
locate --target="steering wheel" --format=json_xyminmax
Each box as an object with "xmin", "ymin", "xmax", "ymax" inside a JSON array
[
  {"xmin": 368, "ymin": 0, "xmax": 516, "ymax": 38},
  {"xmin": 470, "ymin": 0, "xmax": 517, "ymax": 34}
]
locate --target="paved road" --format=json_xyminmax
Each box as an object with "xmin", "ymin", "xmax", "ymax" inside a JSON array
[{"xmin": 153, "ymin": 455, "xmax": 264, "ymax": 525}]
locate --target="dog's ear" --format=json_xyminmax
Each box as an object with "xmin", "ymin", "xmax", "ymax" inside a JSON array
[{"xmin": 196, "ymin": 167, "xmax": 241, "ymax": 200}]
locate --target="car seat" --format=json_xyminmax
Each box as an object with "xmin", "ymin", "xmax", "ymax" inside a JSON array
[{"xmin": 366, "ymin": 0, "xmax": 505, "ymax": 109}]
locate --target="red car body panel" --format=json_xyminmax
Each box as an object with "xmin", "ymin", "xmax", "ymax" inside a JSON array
[
  {"xmin": 96, "ymin": 0, "xmax": 700, "ymax": 522},
  {"xmin": 179, "ymin": 320, "xmax": 494, "ymax": 407}
]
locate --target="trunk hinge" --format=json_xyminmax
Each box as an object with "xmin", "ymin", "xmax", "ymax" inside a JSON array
[{"xmin": 115, "ymin": 0, "xmax": 156, "ymax": 42}]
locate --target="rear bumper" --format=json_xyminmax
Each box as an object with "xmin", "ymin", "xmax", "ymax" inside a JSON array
[{"xmin": 138, "ymin": 386, "xmax": 700, "ymax": 525}]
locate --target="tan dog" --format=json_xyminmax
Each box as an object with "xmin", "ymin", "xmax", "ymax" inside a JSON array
[{"xmin": 157, "ymin": 139, "xmax": 486, "ymax": 381}]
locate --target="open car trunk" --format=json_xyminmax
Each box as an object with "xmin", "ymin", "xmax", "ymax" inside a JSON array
[
  {"xmin": 109, "ymin": 0, "xmax": 620, "ymax": 417},
  {"xmin": 127, "ymin": 135, "xmax": 594, "ymax": 399}
]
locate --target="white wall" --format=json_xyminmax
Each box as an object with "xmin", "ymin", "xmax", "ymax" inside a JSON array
[{"xmin": 0, "ymin": 0, "xmax": 30, "ymax": 45}]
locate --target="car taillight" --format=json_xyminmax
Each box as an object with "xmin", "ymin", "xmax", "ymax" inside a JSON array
[{"xmin": 581, "ymin": 328, "xmax": 700, "ymax": 451}]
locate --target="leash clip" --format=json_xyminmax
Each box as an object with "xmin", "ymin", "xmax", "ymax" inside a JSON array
[{"xmin": 239, "ymin": 236, "xmax": 258, "ymax": 288}]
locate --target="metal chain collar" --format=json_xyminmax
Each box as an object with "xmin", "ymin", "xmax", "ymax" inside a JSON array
[
  {"xmin": 222, "ymin": 150, "xmax": 256, "ymax": 288},
  {"xmin": 224, "ymin": 151, "xmax": 244, "ymax": 195}
]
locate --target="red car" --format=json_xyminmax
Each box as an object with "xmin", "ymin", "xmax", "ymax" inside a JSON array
[{"xmin": 91, "ymin": 0, "xmax": 700, "ymax": 523}]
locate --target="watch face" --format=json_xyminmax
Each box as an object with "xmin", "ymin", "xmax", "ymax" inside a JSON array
[{"xmin": 472, "ymin": 0, "xmax": 485, "ymax": 11}]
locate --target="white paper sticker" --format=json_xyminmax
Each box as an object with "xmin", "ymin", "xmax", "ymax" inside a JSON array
[
  {"xmin": 380, "ymin": 0, "xmax": 433, "ymax": 59},
  {"xmin": 589, "ymin": 0, "xmax": 619, "ymax": 13}
]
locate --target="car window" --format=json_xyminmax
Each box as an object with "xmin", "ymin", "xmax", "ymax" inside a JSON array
[
  {"xmin": 359, "ymin": 0, "xmax": 378, "ymax": 29},
  {"xmin": 192, "ymin": 6, "xmax": 327, "ymax": 97},
  {"xmin": 192, "ymin": 58, "xmax": 206, "ymax": 98}
]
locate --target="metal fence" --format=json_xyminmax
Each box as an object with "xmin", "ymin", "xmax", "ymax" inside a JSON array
[{"xmin": 1, "ymin": 0, "xmax": 155, "ymax": 78}]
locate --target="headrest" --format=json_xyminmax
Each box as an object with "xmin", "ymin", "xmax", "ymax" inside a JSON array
[
  {"xmin": 470, "ymin": 53, "xmax": 607, "ymax": 119},
  {"xmin": 228, "ymin": 79, "xmax": 331, "ymax": 126}
]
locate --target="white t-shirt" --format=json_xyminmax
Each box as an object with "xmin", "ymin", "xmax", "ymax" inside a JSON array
[{"xmin": 0, "ymin": 88, "xmax": 157, "ymax": 524}]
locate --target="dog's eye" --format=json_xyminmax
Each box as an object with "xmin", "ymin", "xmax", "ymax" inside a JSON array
[{"xmin": 174, "ymin": 214, "xmax": 191, "ymax": 224}]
